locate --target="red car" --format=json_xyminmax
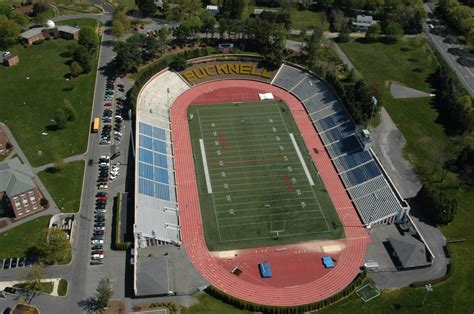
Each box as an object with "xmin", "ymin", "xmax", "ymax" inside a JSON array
[
  {"xmin": 104, "ymin": 102, "xmax": 112, "ymax": 106},
  {"xmin": 91, "ymin": 250, "xmax": 104, "ymax": 255},
  {"xmin": 96, "ymin": 196, "xmax": 108, "ymax": 201}
]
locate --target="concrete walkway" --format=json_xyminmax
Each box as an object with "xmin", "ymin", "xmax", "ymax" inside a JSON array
[
  {"xmin": 33, "ymin": 154, "xmax": 86, "ymax": 174},
  {"xmin": 390, "ymin": 82, "xmax": 434, "ymax": 99},
  {"xmin": 330, "ymin": 41, "xmax": 356, "ymax": 71},
  {"xmin": 0, "ymin": 123, "xmax": 61, "ymax": 231}
]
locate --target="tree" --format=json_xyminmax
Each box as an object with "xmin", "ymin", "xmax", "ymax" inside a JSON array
[
  {"xmin": 169, "ymin": 55, "xmax": 187, "ymax": 71},
  {"xmin": 54, "ymin": 109, "xmax": 67, "ymax": 130},
  {"xmin": 21, "ymin": 264, "xmax": 44, "ymax": 294},
  {"xmin": 53, "ymin": 154, "xmax": 65, "ymax": 171},
  {"xmin": 0, "ymin": 3, "xmax": 12, "ymax": 17},
  {"xmin": 337, "ymin": 22, "xmax": 350, "ymax": 43},
  {"xmin": 157, "ymin": 27, "xmax": 169, "ymax": 55},
  {"xmin": 78, "ymin": 27, "xmax": 98, "ymax": 52},
  {"xmin": 70, "ymin": 61, "xmax": 82, "ymax": 77},
  {"xmin": 9, "ymin": 12, "xmax": 30, "ymax": 27},
  {"xmin": 384, "ymin": 21, "xmax": 403, "ymax": 42},
  {"xmin": 73, "ymin": 45, "xmax": 92, "ymax": 73},
  {"xmin": 174, "ymin": 0, "xmax": 202, "ymax": 21},
  {"xmin": 365, "ymin": 23, "xmax": 381, "ymax": 42},
  {"xmin": 418, "ymin": 184, "xmax": 457, "ymax": 225},
  {"xmin": 112, "ymin": 20, "xmax": 127, "ymax": 39},
  {"xmin": 114, "ymin": 38, "xmax": 143, "ymax": 73},
  {"xmin": 450, "ymin": 146, "xmax": 474, "ymax": 185},
  {"xmin": 33, "ymin": 11, "xmax": 50, "ymax": 25},
  {"xmin": 304, "ymin": 26, "xmax": 323, "ymax": 68},
  {"xmin": 200, "ymin": 10, "xmax": 216, "ymax": 38},
  {"xmin": 63, "ymin": 103, "xmax": 77, "ymax": 121},
  {"xmin": 40, "ymin": 198, "xmax": 49, "ymax": 207},
  {"xmin": 96, "ymin": 278, "xmax": 113, "ymax": 311},
  {"xmin": 32, "ymin": 3, "xmax": 47, "ymax": 16},
  {"xmin": 36, "ymin": 228, "xmax": 71, "ymax": 265},
  {"xmin": 0, "ymin": 18, "xmax": 20, "ymax": 49},
  {"xmin": 136, "ymin": 0, "xmax": 157, "ymax": 17}
]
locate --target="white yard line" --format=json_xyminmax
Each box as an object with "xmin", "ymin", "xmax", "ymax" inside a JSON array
[
  {"xmin": 289, "ymin": 133, "xmax": 314, "ymax": 186},
  {"xmin": 199, "ymin": 138, "xmax": 212, "ymax": 194}
]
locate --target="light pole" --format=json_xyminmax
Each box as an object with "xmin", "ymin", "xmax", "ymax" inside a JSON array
[
  {"xmin": 421, "ymin": 284, "xmax": 433, "ymax": 307},
  {"xmin": 369, "ymin": 96, "xmax": 378, "ymax": 127}
]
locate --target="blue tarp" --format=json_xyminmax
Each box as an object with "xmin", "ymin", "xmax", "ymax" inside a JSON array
[
  {"xmin": 259, "ymin": 262, "xmax": 272, "ymax": 278},
  {"xmin": 322, "ymin": 256, "xmax": 335, "ymax": 268}
]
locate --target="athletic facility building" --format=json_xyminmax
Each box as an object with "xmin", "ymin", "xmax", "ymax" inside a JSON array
[{"xmin": 133, "ymin": 56, "xmax": 411, "ymax": 305}]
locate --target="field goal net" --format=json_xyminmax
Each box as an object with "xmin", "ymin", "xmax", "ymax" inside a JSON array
[{"xmin": 356, "ymin": 283, "xmax": 380, "ymax": 303}]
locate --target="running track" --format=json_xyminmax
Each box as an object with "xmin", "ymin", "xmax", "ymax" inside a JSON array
[{"xmin": 170, "ymin": 79, "xmax": 369, "ymax": 306}]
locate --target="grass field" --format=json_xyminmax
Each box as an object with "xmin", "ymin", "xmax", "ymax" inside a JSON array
[
  {"xmin": 188, "ymin": 101, "xmax": 343, "ymax": 251},
  {"xmin": 0, "ymin": 18, "xmax": 98, "ymax": 167},
  {"xmin": 38, "ymin": 161, "xmax": 85, "ymax": 213},
  {"xmin": 58, "ymin": 278, "xmax": 68, "ymax": 296},
  {"xmin": 182, "ymin": 294, "xmax": 250, "ymax": 314},
  {"xmin": 14, "ymin": 282, "xmax": 54, "ymax": 294},
  {"xmin": 0, "ymin": 216, "xmax": 51, "ymax": 258},
  {"xmin": 291, "ymin": 9, "xmax": 329, "ymax": 31}
]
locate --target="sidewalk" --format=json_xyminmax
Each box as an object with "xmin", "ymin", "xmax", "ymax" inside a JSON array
[{"xmin": 33, "ymin": 154, "xmax": 86, "ymax": 174}]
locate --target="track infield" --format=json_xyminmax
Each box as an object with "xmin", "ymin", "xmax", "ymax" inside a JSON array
[{"xmin": 188, "ymin": 101, "xmax": 344, "ymax": 251}]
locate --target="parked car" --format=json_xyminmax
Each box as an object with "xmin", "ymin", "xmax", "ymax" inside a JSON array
[
  {"xmin": 0, "ymin": 259, "xmax": 3, "ymax": 268},
  {"xmin": 90, "ymin": 260, "xmax": 104, "ymax": 265},
  {"xmin": 111, "ymin": 152, "xmax": 120, "ymax": 160},
  {"xmin": 10, "ymin": 258, "xmax": 17, "ymax": 268},
  {"xmin": 91, "ymin": 254, "xmax": 104, "ymax": 260},
  {"xmin": 94, "ymin": 223, "xmax": 106, "ymax": 227},
  {"xmin": 92, "ymin": 245, "xmax": 104, "ymax": 250},
  {"xmin": 24, "ymin": 257, "xmax": 32, "ymax": 267},
  {"xmin": 18, "ymin": 257, "xmax": 26, "ymax": 267},
  {"xmin": 91, "ymin": 250, "xmax": 104, "ymax": 255},
  {"xmin": 91, "ymin": 239, "xmax": 104, "ymax": 245}
]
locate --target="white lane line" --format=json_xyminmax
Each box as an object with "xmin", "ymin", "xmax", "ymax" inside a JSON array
[
  {"xmin": 199, "ymin": 139, "xmax": 212, "ymax": 193},
  {"xmin": 289, "ymin": 133, "xmax": 314, "ymax": 186}
]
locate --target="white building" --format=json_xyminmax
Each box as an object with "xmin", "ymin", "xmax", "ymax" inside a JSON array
[
  {"xmin": 206, "ymin": 5, "xmax": 219, "ymax": 15},
  {"xmin": 352, "ymin": 15, "xmax": 377, "ymax": 30}
]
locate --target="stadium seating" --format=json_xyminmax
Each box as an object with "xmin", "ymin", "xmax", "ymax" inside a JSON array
[
  {"xmin": 135, "ymin": 71, "xmax": 190, "ymax": 245},
  {"xmin": 271, "ymin": 64, "xmax": 407, "ymax": 225}
]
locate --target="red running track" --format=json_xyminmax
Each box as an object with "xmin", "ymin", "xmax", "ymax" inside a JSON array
[{"xmin": 170, "ymin": 79, "xmax": 369, "ymax": 306}]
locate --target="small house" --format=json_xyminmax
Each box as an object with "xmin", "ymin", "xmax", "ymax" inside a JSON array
[{"xmin": 352, "ymin": 15, "xmax": 377, "ymax": 31}]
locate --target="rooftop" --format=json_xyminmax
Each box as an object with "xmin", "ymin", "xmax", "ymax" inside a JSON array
[
  {"xmin": 20, "ymin": 27, "xmax": 43, "ymax": 39},
  {"xmin": 58, "ymin": 25, "xmax": 80, "ymax": 34},
  {"xmin": 0, "ymin": 157, "xmax": 35, "ymax": 197}
]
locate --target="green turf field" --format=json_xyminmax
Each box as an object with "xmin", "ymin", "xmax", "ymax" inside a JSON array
[{"xmin": 188, "ymin": 101, "xmax": 344, "ymax": 251}]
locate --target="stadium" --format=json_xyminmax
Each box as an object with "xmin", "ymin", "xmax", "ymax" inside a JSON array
[{"xmin": 132, "ymin": 56, "xmax": 411, "ymax": 306}]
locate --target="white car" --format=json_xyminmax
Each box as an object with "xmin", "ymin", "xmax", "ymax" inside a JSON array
[
  {"xmin": 91, "ymin": 254, "xmax": 104, "ymax": 260},
  {"xmin": 94, "ymin": 226, "xmax": 106, "ymax": 231},
  {"xmin": 112, "ymin": 166, "xmax": 119, "ymax": 172},
  {"xmin": 114, "ymin": 131, "xmax": 123, "ymax": 136},
  {"xmin": 91, "ymin": 239, "xmax": 104, "ymax": 245},
  {"xmin": 100, "ymin": 155, "xmax": 110, "ymax": 160},
  {"xmin": 98, "ymin": 184, "xmax": 108, "ymax": 190}
]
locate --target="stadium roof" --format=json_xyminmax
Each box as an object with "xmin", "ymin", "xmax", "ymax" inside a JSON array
[{"xmin": 134, "ymin": 71, "xmax": 190, "ymax": 245}]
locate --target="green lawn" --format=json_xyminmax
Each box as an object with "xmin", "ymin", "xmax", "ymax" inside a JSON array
[
  {"xmin": 323, "ymin": 38, "xmax": 474, "ymax": 313},
  {"xmin": 14, "ymin": 282, "xmax": 54, "ymax": 294},
  {"xmin": 291, "ymin": 9, "xmax": 329, "ymax": 31},
  {"xmin": 187, "ymin": 101, "xmax": 343, "ymax": 251},
  {"xmin": 38, "ymin": 160, "xmax": 84, "ymax": 213},
  {"xmin": 55, "ymin": 18, "xmax": 99, "ymax": 29},
  {"xmin": 0, "ymin": 216, "xmax": 51, "ymax": 258},
  {"xmin": 181, "ymin": 294, "xmax": 250, "ymax": 314},
  {"xmin": 57, "ymin": 3, "xmax": 102, "ymax": 15},
  {"xmin": 0, "ymin": 18, "xmax": 98, "ymax": 167},
  {"xmin": 58, "ymin": 278, "xmax": 68, "ymax": 296}
]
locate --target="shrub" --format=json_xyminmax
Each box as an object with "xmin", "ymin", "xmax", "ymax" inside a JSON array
[
  {"xmin": 40, "ymin": 198, "xmax": 49, "ymax": 208},
  {"xmin": 33, "ymin": 40, "xmax": 44, "ymax": 45},
  {"xmin": 5, "ymin": 142, "xmax": 12, "ymax": 150}
]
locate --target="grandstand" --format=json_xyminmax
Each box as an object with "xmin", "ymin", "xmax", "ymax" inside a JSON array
[
  {"xmin": 272, "ymin": 64, "xmax": 410, "ymax": 225},
  {"xmin": 134, "ymin": 70, "xmax": 190, "ymax": 247}
]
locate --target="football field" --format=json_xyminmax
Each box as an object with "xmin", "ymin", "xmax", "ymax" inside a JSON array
[{"xmin": 188, "ymin": 101, "xmax": 344, "ymax": 251}]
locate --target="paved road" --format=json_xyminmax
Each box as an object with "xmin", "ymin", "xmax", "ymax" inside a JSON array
[{"xmin": 423, "ymin": 10, "xmax": 474, "ymax": 98}]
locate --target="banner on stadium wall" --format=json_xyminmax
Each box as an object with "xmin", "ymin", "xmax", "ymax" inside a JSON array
[{"xmin": 182, "ymin": 62, "xmax": 273, "ymax": 84}]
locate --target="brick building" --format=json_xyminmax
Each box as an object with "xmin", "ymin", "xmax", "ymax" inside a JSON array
[
  {"xmin": 20, "ymin": 20, "xmax": 80, "ymax": 45},
  {"xmin": 0, "ymin": 157, "xmax": 43, "ymax": 219}
]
